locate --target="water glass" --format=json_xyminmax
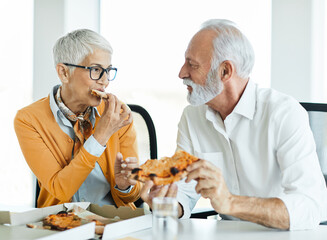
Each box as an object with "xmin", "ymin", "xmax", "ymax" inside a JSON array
[{"xmin": 152, "ymin": 197, "xmax": 178, "ymax": 240}]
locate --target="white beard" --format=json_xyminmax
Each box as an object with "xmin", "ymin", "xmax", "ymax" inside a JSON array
[{"xmin": 183, "ymin": 69, "xmax": 224, "ymax": 106}]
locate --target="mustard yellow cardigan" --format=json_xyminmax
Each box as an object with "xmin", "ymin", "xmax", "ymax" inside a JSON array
[{"xmin": 14, "ymin": 95, "xmax": 141, "ymax": 209}]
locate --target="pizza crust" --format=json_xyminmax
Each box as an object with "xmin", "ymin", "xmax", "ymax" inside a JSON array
[
  {"xmin": 91, "ymin": 89, "xmax": 108, "ymax": 99},
  {"xmin": 130, "ymin": 150, "xmax": 199, "ymax": 185}
]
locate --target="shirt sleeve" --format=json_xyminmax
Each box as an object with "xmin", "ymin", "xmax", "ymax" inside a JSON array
[
  {"xmin": 114, "ymin": 184, "xmax": 134, "ymax": 193},
  {"xmin": 84, "ymin": 135, "xmax": 106, "ymax": 157},
  {"xmin": 273, "ymin": 101, "xmax": 327, "ymax": 230}
]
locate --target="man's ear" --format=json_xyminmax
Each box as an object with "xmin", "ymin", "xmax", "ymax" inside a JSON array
[
  {"xmin": 219, "ymin": 60, "xmax": 234, "ymax": 82},
  {"xmin": 56, "ymin": 63, "xmax": 70, "ymax": 83}
]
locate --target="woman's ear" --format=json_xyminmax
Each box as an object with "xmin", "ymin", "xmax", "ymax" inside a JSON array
[
  {"xmin": 56, "ymin": 63, "xmax": 70, "ymax": 83},
  {"xmin": 219, "ymin": 61, "xmax": 234, "ymax": 82}
]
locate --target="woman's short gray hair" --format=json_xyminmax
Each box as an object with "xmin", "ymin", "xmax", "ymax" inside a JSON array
[
  {"xmin": 200, "ymin": 19, "xmax": 255, "ymax": 79},
  {"xmin": 53, "ymin": 29, "xmax": 113, "ymax": 68}
]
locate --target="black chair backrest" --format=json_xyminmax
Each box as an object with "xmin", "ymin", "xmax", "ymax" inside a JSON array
[
  {"xmin": 35, "ymin": 104, "xmax": 157, "ymax": 208},
  {"xmin": 128, "ymin": 104, "xmax": 157, "ymax": 161},
  {"xmin": 300, "ymin": 102, "xmax": 327, "ymax": 185}
]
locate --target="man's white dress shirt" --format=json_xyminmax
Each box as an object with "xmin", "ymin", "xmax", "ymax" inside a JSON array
[{"xmin": 176, "ymin": 80, "xmax": 327, "ymax": 230}]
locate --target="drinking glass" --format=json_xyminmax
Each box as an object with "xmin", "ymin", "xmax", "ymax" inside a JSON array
[{"xmin": 152, "ymin": 197, "xmax": 178, "ymax": 240}]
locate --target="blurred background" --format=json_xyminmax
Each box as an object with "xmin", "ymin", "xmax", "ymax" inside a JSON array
[{"xmin": 0, "ymin": 0, "xmax": 326, "ymax": 209}]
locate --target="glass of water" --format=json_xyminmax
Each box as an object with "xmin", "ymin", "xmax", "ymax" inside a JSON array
[{"xmin": 152, "ymin": 197, "xmax": 178, "ymax": 240}]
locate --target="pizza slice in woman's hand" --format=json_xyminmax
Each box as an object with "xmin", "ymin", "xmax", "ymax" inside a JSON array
[{"xmin": 129, "ymin": 150, "xmax": 199, "ymax": 185}]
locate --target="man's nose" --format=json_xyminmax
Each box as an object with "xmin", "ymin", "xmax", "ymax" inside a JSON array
[{"xmin": 178, "ymin": 63, "xmax": 189, "ymax": 79}]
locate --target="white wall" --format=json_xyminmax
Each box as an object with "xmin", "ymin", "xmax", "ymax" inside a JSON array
[
  {"xmin": 33, "ymin": 0, "xmax": 100, "ymax": 101},
  {"xmin": 271, "ymin": 0, "xmax": 326, "ymax": 102}
]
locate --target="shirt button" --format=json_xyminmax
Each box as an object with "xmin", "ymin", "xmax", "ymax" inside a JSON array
[{"xmin": 68, "ymin": 139, "xmax": 73, "ymax": 143}]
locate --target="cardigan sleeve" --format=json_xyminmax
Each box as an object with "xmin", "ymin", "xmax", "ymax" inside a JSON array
[
  {"xmin": 14, "ymin": 109, "xmax": 97, "ymax": 202},
  {"xmin": 111, "ymin": 121, "xmax": 142, "ymax": 205}
]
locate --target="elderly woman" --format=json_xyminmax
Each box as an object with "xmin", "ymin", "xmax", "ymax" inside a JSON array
[{"xmin": 14, "ymin": 29, "xmax": 141, "ymax": 209}]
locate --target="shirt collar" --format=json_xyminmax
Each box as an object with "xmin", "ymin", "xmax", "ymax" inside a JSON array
[
  {"xmin": 204, "ymin": 79, "xmax": 257, "ymax": 121},
  {"xmin": 49, "ymin": 84, "xmax": 100, "ymax": 127},
  {"xmin": 232, "ymin": 79, "xmax": 256, "ymax": 120}
]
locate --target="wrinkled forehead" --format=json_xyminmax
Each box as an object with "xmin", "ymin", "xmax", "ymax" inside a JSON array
[{"xmin": 185, "ymin": 29, "xmax": 216, "ymax": 62}]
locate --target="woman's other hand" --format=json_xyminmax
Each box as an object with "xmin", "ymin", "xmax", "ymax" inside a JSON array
[{"xmin": 114, "ymin": 152, "xmax": 138, "ymax": 190}]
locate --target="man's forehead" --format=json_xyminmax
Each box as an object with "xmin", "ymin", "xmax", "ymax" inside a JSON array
[{"xmin": 185, "ymin": 29, "xmax": 216, "ymax": 61}]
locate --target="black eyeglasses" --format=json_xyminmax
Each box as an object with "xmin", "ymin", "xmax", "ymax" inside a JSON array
[{"xmin": 63, "ymin": 63, "xmax": 117, "ymax": 81}]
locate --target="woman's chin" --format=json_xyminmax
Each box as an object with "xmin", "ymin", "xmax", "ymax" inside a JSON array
[{"xmin": 89, "ymin": 98, "xmax": 102, "ymax": 107}]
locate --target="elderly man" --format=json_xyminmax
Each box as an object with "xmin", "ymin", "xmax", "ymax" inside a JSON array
[{"xmin": 141, "ymin": 19, "xmax": 327, "ymax": 230}]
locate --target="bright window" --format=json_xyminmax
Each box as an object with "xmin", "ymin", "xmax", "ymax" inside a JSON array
[
  {"xmin": 0, "ymin": 0, "xmax": 34, "ymax": 207},
  {"xmin": 101, "ymin": 0, "xmax": 271, "ymax": 157},
  {"xmin": 101, "ymin": 0, "xmax": 271, "ymax": 209}
]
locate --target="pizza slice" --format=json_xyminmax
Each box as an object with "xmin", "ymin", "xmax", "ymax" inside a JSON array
[
  {"xmin": 91, "ymin": 89, "xmax": 108, "ymax": 99},
  {"xmin": 42, "ymin": 211, "xmax": 82, "ymax": 231},
  {"xmin": 130, "ymin": 150, "xmax": 199, "ymax": 185},
  {"xmin": 26, "ymin": 209, "xmax": 108, "ymax": 235}
]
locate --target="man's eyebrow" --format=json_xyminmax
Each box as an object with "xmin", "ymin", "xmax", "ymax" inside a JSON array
[{"xmin": 186, "ymin": 58, "xmax": 199, "ymax": 65}]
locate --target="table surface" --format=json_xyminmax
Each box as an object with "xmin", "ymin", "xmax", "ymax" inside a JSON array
[
  {"xmin": 109, "ymin": 219, "xmax": 327, "ymax": 240},
  {"xmin": 1, "ymin": 218, "xmax": 327, "ymax": 240}
]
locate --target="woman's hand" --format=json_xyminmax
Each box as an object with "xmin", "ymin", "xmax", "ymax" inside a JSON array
[
  {"xmin": 114, "ymin": 152, "xmax": 139, "ymax": 190},
  {"xmin": 140, "ymin": 181, "xmax": 178, "ymax": 210},
  {"xmin": 93, "ymin": 94, "xmax": 132, "ymax": 146}
]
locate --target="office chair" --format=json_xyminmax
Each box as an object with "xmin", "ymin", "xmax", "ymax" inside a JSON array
[
  {"xmin": 35, "ymin": 104, "xmax": 157, "ymax": 208},
  {"xmin": 300, "ymin": 102, "xmax": 327, "ymax": 225},
  {"xmin": 128, "ymin": 104, "xmax": 157, "ymax": 162},
  {"xmin": 300, "ymin": 102, "xmax": 327, "ymax": 185},
  {"xmin": 128, "ymin": 104, "xmax": 157, "ymax": 207}
]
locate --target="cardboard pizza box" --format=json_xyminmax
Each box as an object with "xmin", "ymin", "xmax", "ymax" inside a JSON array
[
  {"xmin": 0, "ymin": 202, "xmax": 152, "ymax": 239},
  {"xmin": 85, "ymin": 203, "xmax": 152, "ymax": 239},
  {"xmin": 0, "ymin": 202, "xmax": 95, "ymax": 240}
]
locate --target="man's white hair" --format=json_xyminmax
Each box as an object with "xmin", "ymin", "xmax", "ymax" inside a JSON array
[
  {"xmin": 53, "ymin": 29, "xmax": 113, "ymax": 69},
  {"xmin": 200, "ymin": 19, "xmax": 255, "ymax": 79}
]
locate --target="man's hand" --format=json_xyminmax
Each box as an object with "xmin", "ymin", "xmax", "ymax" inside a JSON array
[
  {"xmin": 93, "ymin": 94, "xmax": 132, "ymax": 146},
  {"xmin": 186, "ymin": 159, "xmax": 290, "ymax": 229},
  {"xmin": 114, "ymin": 152, "xmax": 138, "ymax": 190},
  {"xmin": 186, "ymin": 159, "xmax": 233, "ymax": 214}
]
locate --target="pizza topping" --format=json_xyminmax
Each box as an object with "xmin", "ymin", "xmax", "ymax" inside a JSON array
[
  {"xmin": 131, "ymin": 168, "xmax": 142, "ymax": 174},
  {"xmin": 170, "ymin": 167, "xmax": 179, "ymax": 176}
]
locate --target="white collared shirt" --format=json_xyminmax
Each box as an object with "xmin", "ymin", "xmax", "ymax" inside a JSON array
[{"xmin": 176, "ymin": 80, "xmax": 327, "ymax": 230}]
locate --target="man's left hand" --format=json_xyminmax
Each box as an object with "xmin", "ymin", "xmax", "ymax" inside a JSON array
[{"xmin": 186, "ymin": 159, "xmax": 233, "ymax": 214}]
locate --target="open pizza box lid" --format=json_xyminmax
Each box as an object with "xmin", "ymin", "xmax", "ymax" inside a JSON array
[{"xmin": 0, "ymin": 202, "xmax": 152, "ymax": 239}]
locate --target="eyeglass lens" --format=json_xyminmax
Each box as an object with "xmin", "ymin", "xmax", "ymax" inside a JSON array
[{"xmin": 90, "ymin": 66, "xmax": 117, "ymax": 81}]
